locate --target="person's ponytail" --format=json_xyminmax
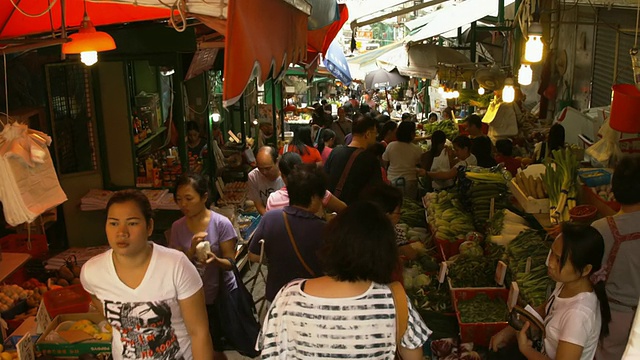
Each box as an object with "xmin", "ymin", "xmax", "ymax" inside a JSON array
[{"xmin": 593, "ymin": 280, "xmax": 611, "ymax": 340}]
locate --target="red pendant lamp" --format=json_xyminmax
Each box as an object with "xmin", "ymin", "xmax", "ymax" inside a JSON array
[{"xmin": 62, "ymin": 1, "xmax": 116, "ymax": 66}]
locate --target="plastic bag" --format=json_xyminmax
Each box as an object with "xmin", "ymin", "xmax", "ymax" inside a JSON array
[{"xmin": 586, "ymin": 118, "xmax": 622, "ymax": 167}]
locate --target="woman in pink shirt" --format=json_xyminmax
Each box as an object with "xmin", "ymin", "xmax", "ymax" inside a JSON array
[
  {"xmin": 266, "ymin": 152, "xmax": 346, "ymax": 214},
  {"xmin": 317, "ymin": 129, "xmax": 336, "ymax": 164}
]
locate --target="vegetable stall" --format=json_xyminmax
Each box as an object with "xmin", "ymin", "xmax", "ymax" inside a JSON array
[{"xmin": 397, "ymin": 147, "xmax": 616, "ymax": 358}]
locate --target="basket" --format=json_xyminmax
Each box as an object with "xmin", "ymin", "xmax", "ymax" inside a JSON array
[
  {"xmin": 569, "ymin": 205, "xmax": 598, "ymax": 223},
  {"xmin": 452, "ymin": 288, "xmax": 509, "ymax": 346},
  {"xmin": 578, "ymin": 168, "xmax": 612, "ymax": 187},
  {"xmin": 43, "ymin": 284, "xmax": 92, "ymax": 319}
]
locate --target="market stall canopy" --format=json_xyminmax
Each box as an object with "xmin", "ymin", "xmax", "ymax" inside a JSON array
[
  {"xmin": 365, "ymin": 68, "xmax": 407, "ymax": 90},
  {"xmin": 376, "ymin": 43, "xmax": 471, "ymax": 78},
  {"xmin": 0, "ymin": 0, "xmax": 172, "ymax": 40},
  {"xmin": 304, "ymin": 3, "xmax": 349, "ymax": 79},
  {"xmin": 221, "ymin": 0, "xmax": 310, "ymax": 106},
  {"xmin": 405, "ymin": 0, "xmax": 516, "ymax": 43},
  {"xmin": 348, "ymin": 42, "xmax": 404, "ymax": 80},
  {"xmin": 323, "ymin": 39, "xmax": 352, "ymax": 86}
]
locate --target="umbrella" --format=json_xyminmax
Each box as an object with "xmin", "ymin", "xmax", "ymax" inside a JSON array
[
  {"xmin": 365, "ymin": 68, "xmax": 407, "ymax": 89},
  {"xmin": 323, "ymin": 39, "xmax": 352, "ymax": 85}
]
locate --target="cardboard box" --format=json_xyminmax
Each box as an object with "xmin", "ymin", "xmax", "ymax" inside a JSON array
[
  {"xmin": 36, "ymin": 313, "xmax": 111, "ymax": 357},
  {"xmin": 5, "ymin": 316, "xmax": 39, "ymax": 349},
  {"xmin": 508, "ymin": 164, "xmax": 550, "ymax": 214}
]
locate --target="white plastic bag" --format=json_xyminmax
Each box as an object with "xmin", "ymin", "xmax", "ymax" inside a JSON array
[{"xmin": 586, "ymin": 118, "xmax": 622, "ymax": 167}]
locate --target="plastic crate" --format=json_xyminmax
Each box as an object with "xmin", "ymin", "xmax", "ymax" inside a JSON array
[
  {"xmin": 43, "ymin": 285, "xmax": 91, "ymax": 319},
  {"xmin": 578, "ymin": 168, "xmax": 612, "ymax": 187},
  {"xmin": 452, "ymin": 288, "xmax": 509, "ymax": 346},
  {"xmin": 435, "ymin": 236, "xmax": 465, "ymax": 260},
  {"xmin": 0, "ymin": 234, "xmax": 48, "ymax": 258}
]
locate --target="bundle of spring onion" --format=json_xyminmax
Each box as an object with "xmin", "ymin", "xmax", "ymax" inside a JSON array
[{"xmin": 543, "ymin": 149, "xmax": 579, "ymax": 223}]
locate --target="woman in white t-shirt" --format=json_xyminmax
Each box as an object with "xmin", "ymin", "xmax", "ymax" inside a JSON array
[
  {"xmin": 490, "ymin": 223, "xmax": 611, "ymax": 360},
  {"xmin": 420, "ymin": 130, "xmax": 453, "ymax": 191},
  {"xmin": 427, "ymin": 135, "xmax": 477, "ymax": 183},
  {"xmin": 382, "ymin": 121, "xmax": 424, "ymax": 200},
  {"xmin": 80, "ymin": 190, "xmax": 214, "ymax": 360}
]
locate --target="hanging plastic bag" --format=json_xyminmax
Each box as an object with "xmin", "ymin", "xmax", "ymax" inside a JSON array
[{"xmin": 586, "ymin": 118, "xmax": 622, "ymax": 167}]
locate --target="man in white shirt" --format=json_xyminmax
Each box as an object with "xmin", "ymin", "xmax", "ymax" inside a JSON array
[{"xmin": 247, "ymin": 146, "xmax": 284, "ymax": 215}]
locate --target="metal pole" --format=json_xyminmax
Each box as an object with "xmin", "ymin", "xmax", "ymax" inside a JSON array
[
  {"xmin": 498, "ymin": 0, "xmax": 505, "ymax": 25},
  {"xmin": 239, "ymin": 96, "xmax": 246, "ymax": 148},
  {"xmin": 470, "ymin": 21, "xmax": 477, "ymax": 62},
  {"xmin": 270, "ymin": 79, "xmax": 278, "ymax": 146},
  {"xmin": 513, "ymin": 0, "xmax": 523, "ymax": 73}
]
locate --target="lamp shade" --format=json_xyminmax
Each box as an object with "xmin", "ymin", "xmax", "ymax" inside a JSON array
[
  {"xmin": 609, "ymin": 84, "xmax": 640, "ymax": 133},
  {"xmin": 62, "ymin": 18, "xmax": 116, "ymax": 54}
]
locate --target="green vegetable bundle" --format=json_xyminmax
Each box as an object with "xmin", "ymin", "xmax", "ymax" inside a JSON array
[
  {"xmin": 448, "ymin": 253, "xmax": 498, "ymax": 288},
  {"xmin": 467, "ymin": 182, "xmax": 509, "ymax": 232},
  {"xmin": 457, "ymin": 293, "xmax": 509, "ymax": 323},
  {"xmin": 421, "ymin": 120, "xmax": 459, "ymax": 140},
  {"xmin": 424, "ymin": 191, "xmax": 475, "ymax": 241},
  {"xmin": 543, "ymin": 148, "xmax": 579, "ymax": 223},
  {"xmin": 400, "ymin": 199, "xmax": 427, "ymax": 228},
  {"xmin": 506, "ymin": 230, "xmax": 554, "ymax": 306}
]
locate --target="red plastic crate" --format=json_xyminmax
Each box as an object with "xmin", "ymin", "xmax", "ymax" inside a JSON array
[
  {"xmin": 43, "ymin": 284, "xmax": 92, "ymax": 319},
  {"xmin": 0, "ymin": 234, "xmax": 48, "ymax": 258},
  {"xmin": 452, "ymin": 288, "xmax": 509, "ymax": 346},
  {"xmin": 435, "ymin": 236, "xmax": 465, "ymax": 260}
]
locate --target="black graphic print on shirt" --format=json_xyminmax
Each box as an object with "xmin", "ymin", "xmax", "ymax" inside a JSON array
[{"xmin": 105, "ymin": 300, "xmax": 181, "ymax": 359}]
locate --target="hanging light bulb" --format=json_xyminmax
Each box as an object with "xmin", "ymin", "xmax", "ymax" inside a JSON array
[
  {"xmin": 62, "ymin": 1, "xmax": 116, "ymax": 67},
  {"xmin": 452, "ymin": 90, "xmax": 460, "ymax": 98},
  {"xmin": 478, "ymin": 87, "xmax": 485, "ymax": 95},
  {"xmin": 252, "ymin": 119, "xmax": 259, "ymax": 125},
  {"xmin": 502, "ymin": 77, "xmax": 516, "ymax": 103},
  {"xmin": 518, "ymin": 64, "xmax": 533, "ymax": 85},
  {"xmin": 524, "ymin": 22, "xmax": 544, "ymax": 63},
  {"xmin": 438, "ymin": 86, "xmax": 445, "ymax": 95}
]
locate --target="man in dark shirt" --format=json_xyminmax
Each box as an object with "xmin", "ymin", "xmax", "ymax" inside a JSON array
[
  {"xmin": 248, "ymin": 164, "xmax": 326, "ymax": 301},
  {"xmin": 324, "ymin": 114, "xmax": 383, "ymax": 204}
]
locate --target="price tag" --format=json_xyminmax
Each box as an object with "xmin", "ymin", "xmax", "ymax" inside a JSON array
[
  {"xmin": 525, "ymin": 257, "xmax": 533, "ymax": 273},
  {"xmin": 35, "ymin": 300, "xmax": 51, "ymax": 334},
  {"xmin": 438, "ymin": 262, "xmax": 448, "ymax": 284},
  {"xmin": 17, "ymin": 332, "xmax": 35, "ymax": 360},
  {"xmin": 495, "ymin": 260, "xmax": 508, "ymax": 286},
  {"xmin": 508, "ymin": 282, "xmax": 520, "ymax": 311}
]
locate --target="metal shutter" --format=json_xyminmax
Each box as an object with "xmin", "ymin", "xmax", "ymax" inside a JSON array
[{"xmin": 591, "ymin": 26, "xmax": 616, "ymax": 107}]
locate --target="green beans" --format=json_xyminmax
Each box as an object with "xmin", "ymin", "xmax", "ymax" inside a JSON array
[{"xmin": 458, "ymin": 294, "xmax": 509, "ymax": 323}]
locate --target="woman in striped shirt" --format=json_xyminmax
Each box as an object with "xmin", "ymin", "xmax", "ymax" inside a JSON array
[{"xmin": 256, "ymin": 201, "xmax": 431, "ymax": 359}]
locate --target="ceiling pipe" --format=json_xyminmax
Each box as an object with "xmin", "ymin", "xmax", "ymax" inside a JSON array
[{"xmin": 350, "ymin": 0, "xmax": 449, "ymax": 30}]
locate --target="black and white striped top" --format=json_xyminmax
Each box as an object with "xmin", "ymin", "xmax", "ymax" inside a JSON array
[{"xmin": 257, "ymin": 279, "xmax": 431, "ymax": 359}]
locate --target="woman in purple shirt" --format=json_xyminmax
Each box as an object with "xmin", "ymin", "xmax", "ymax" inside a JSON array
[{"xmin": 170, "ymin": 173, "xmax": 237, "ymax": 360}]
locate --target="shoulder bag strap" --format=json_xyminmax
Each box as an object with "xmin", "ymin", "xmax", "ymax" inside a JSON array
[
  {"xmin": 389, "ymin": 281, "xmax": 408, "ymax": 358},
  {"xmin": 334, "ymin": 148, "xmax": 364, "ymax": 198},
  {"xmin": 282, "ymin": 212, "xmax": 316, "ymax": 277}
]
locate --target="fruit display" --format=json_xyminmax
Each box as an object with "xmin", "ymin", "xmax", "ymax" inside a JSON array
[
  {"xmin": 0, "ymin": 285, "xmax": 33, "ymax": 312},
  {"xmin": 67, "ymin": 319, "xmax": 113, "ymax": 341},
  {"xmin": 48, "ymin": 256, "xmax": 82, "ymax": 288}
]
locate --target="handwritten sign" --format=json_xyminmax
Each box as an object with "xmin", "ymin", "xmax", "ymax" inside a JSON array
[
  {"xmin": 17, "ymin": 332, "xmax": 35, "ymax": 360},
  {"xmin": 438, "ymin": 262, "xmax": 448, "ymax": 284},
  {"xmin": 35, "ymin": 300, "xmax": 51, "ymax": 334},
  {"xmin": 495, "ymin": 260, "xmax": 508, "ymax": 286}
]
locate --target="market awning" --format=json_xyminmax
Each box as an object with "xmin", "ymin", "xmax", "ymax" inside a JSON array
[
  {"xmin": 221, "ymin": 0, "xmax": 310, "ymax": 106},
  {"xmin": 323, "ymin": 38, "xmax": 352, "ymax": 85},
  {"xmin": 405, "ymin": 0, "xmax": 516, "ymax": 43},
  {"xmin": 347, "ymin": 42, "xmax": 404, "ymax": 80},
  {"xmin": 0, "ymin": 0, "xmax": 172, "ymax": 40}
]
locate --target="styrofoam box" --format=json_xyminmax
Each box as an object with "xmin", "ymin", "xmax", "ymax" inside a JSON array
[{"xmin": 508, "ymin": 164, "xmax": 550, "ymax": 214}]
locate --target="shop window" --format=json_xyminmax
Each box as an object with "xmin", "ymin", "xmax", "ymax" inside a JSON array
[{"xmin": 45, "ymin": 63, "xmax": 98, "ymax": 175}]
